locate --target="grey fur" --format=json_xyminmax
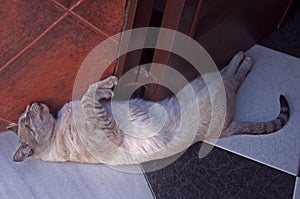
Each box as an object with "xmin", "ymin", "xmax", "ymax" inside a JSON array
[{"xmin": 9, "ymin": 52, "xmax": 290, "ymax": 165}]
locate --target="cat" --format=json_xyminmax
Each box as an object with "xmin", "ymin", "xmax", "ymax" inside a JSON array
[{"xmin": 6, "ymin": 52, "xmax": 290, "ymax": 165}]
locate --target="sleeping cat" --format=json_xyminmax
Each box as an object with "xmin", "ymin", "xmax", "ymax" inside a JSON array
[{"xmin": 6, "ymin": 52, "xmax": 290, "ymax": 165}]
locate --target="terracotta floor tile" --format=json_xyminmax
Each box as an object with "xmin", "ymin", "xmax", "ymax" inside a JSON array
[
  {"xmin": 73, "ymin": 0, "xmax": 126, "ymax": 37},
  {"xmin": 51, "ymin": 0, "xmax": 81, "ymax": 8},
  {"xmin": 0, "ymin": 14, "xmax": 116, "ymax": 130},
  {"xmin": 0, "ymin": 0, "xmax": 64, "ymax": 68}
]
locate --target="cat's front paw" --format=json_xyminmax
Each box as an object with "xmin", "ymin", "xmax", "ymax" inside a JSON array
[
  {"xmin": 100, "ymin": 76, "xmax": 118, "ymax": 89},
  {"xmin": 95, "ymin": 88, "xmax": 114, "ymax": 100},
  {"xmin": 89, "ymin": 76, "xmax": 118, "ymax": 91}
]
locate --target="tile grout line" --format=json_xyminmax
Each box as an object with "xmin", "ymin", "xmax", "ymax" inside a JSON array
[
  {"xmin": 68, "ymin": 11, "xmax": 119, "ymax": 44},
  {"xmin": 48, "ymin": 0, "xmax": 69, "ymax": 11},
  {"xmin": 69, "ymin": 0, "xmax": 85, "ymax": 10},
  {"xmin": 140, "ymin": 165, "xmax": 157, "ymax": 199},
  {"xmin": 0, "ymin": 0, "xmax": 86, "ymax": 73},
  {"xmin": 293, "ymin": 177, "xmax": 299, "ymax": 199},
  {"xmin": 0, "ymin": 0, "xmax": 73, "ymax": 128},
  {"xmin": 49, "ymin": 0, "xmax": 85, "ymax": 11},
  {"xmin": 50, "ymin": 0, "xmax": 118, "ymax": 44},
  {"xmin": 0, "ymin": 12, "xmax": 68, "ymax": 74},
  {"xmin": 204, "ymin": 141, "xmax": 298, "ymax": 177}
]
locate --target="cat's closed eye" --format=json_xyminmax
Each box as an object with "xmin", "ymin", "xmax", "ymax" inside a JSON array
[{"xmin": 25, "ymin": 124, "xmax": 34, "ymax": 133}]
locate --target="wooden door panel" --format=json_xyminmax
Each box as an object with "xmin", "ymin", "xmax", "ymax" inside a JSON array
[{"xmin": 133, "ymin": 0, "xmax": 291, "ymax": 100}]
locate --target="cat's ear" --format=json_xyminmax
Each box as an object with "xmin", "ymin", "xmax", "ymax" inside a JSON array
[
  {"xmin": 6, "ymin": 123, "xmax": 18, "ymax": 135},
  {"xmin": 13, "ymin": 144, "xmax": 32, "ymax": 162}
]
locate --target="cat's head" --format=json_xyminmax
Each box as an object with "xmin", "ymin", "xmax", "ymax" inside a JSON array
[{"xmin": 8, "ymin": 102, "xmax": 56, "ymax": 162}]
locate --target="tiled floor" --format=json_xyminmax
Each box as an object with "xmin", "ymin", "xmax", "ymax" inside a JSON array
[
  {"xmin": 0, "ymin": 1, "xmax": 155, "ymax": 198},
  {"xmin": 0, "ymin": 132, "xmax": 153, "ymax": 199},
  {"xmin": 143, "ymin": 3, "xmax": 300, "ymax": 198},
  {"xmin": 143, "ymin": 143, "xmax": 295, "ymax": 198},
  {"xmin": 1, "ymin": 1, "xmax": 300, "ymax": 199},
  {"xmin": 0, "ymin": 0, "xmax": 124, "ymax": 129},
  {"xmin": 143, "ymin": 45, "xmax": 299, "ymax": 199},
  {"xmin": 214, "ymin": 45, "xmax": 300, "ymax": 176}
]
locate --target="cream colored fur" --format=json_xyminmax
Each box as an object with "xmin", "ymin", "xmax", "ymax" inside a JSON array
[{"xmin": 8, "ymin": 52, "xmax": 290, "ymax": 165}]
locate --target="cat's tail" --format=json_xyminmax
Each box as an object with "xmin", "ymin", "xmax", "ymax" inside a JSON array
[{"xmin": 222, "ymin": 95, "xmax": 290, "ymax": 137}]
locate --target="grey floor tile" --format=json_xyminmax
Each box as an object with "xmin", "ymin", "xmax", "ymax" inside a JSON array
[
  {"xmin": 144, "ymin": 142, "xmax": 295, "ymax": 199},
  {"xmin": 295, "ymin": 177, "xmax": 300, "ymax": 199},
  {"xmin": 0, "ymin": 132, "xmax": 153, "ymax": 199},
  {"xmin": 213, "ymin": 45, "xmax": 300, "ymax": 175}
]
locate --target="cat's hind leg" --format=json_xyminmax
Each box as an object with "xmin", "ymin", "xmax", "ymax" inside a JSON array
[
  {"xmin": 221, "ymin": 51, "xmax": 245, "ymax": 77},
  {"xmin": 218, "ymin": 53, "xmax": 252, "ymax": 132},
  {"xmin": 234, "ymin": 56, "xmax": 253, "ymax": 83},
  {"xmin": 222, "ymin": 54, "xmax": 253, "ymax": 95}
]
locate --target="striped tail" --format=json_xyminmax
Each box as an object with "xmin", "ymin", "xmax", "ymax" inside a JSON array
[{"xmin": 223, "ymin": 95, "xmax": 290, "ymax": 137}]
